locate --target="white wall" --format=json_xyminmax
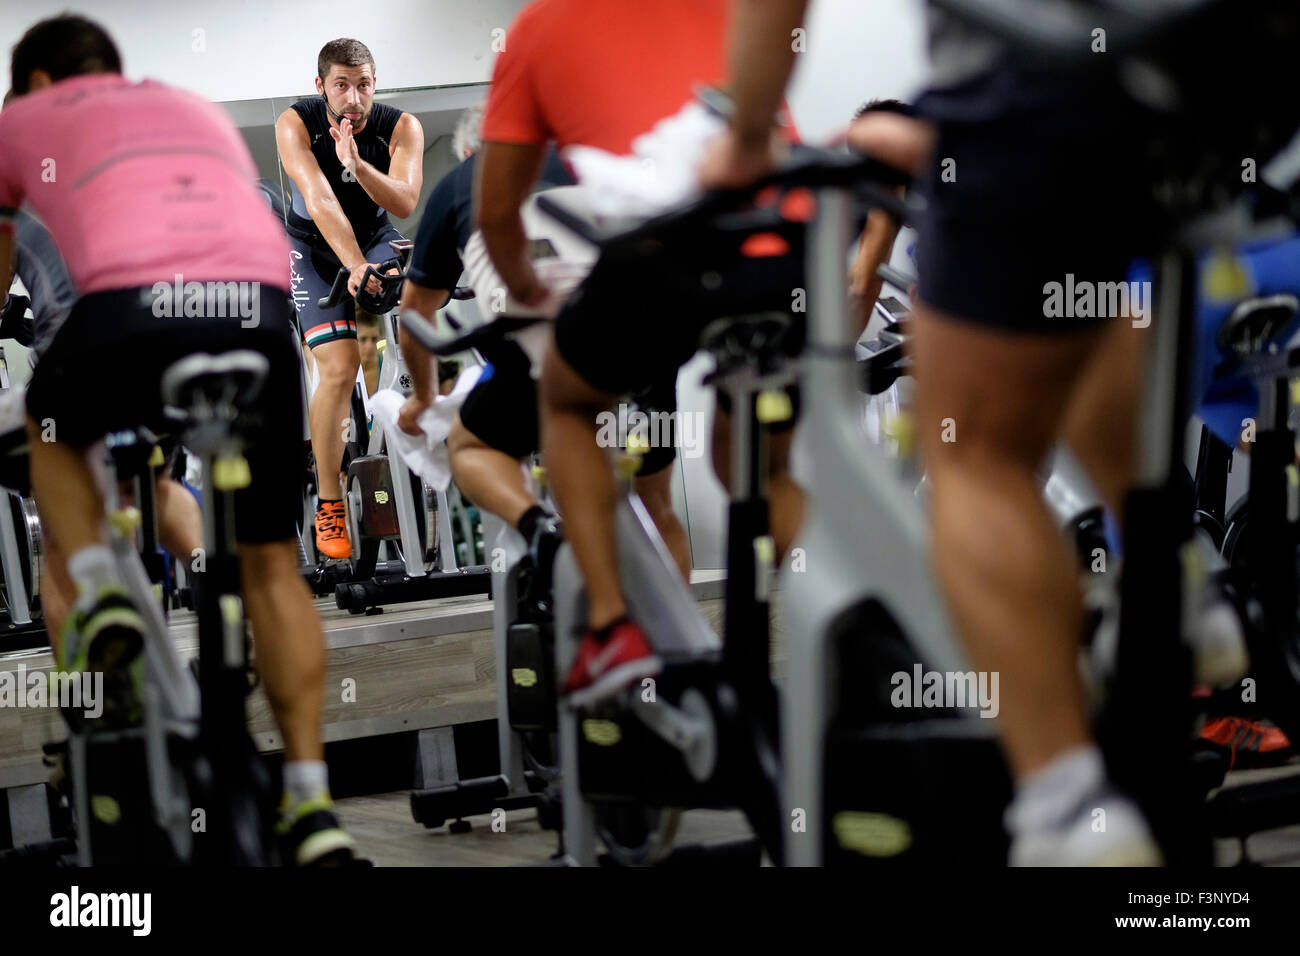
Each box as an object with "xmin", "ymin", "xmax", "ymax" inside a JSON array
[
  {"xmin": 786, "ymin": 0, "xmax": 929, "ymax": 143},
  {"xmin": 1, "ymin": 0, "xmax": 527, "ymax": 101}
]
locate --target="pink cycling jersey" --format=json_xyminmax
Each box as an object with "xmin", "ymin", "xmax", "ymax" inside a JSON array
[{"xmin": 0, "ymin": 73, "xmax": 288, "ymax": 295}]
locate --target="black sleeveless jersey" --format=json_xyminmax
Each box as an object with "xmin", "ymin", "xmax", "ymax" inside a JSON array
[{"xmin": 288, "ymin": 97, "xmax": 403, "ymax": 249}]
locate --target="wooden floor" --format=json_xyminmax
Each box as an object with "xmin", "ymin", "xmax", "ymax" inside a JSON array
[
  {"xmin": 329, "ymin": 790, "xmax": 1300, "ymax": 866},
  {"xmin": 335, "ymin": 793, "xmax": 758, "ymax": 866}
]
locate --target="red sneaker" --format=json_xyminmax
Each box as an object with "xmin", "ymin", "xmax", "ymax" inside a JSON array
[
  {"xmin": 563, "ymin": 619, "xmax": 662, "ymax": 707},
  {"xmin": 1199, "ymin": 716, "xmax": 1293, "ymax": 771}
]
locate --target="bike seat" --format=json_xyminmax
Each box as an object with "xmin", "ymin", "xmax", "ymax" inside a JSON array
[
  {"xmin": 161, "ymin": 351, "xmax": 270, "ymax": 413},
  {"xmin": 699, "ymin": 313, "xmax": 800, "ymax": 384},
  {"xmin": 1216, "ymin": 294, "xmax": 1300, "ymax": 356}
]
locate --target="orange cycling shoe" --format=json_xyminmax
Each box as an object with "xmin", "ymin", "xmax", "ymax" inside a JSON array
[{"xmin": 314, "ymin": 499, "xmax": 352, "ymax": 560}]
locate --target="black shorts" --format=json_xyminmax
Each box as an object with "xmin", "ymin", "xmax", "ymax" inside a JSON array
[
  {"xmin": 459, "ymin": 341, "xmax": 680, "ymax": 475},
  {"xmin": 914, "ymin": 66, "xmax": 1160, "ymax": 332},
  {"xmin": 290, "ymin": 224, "xmax": 404, "ymax": 348},
  {"xmin": 553, "ymin": 240, "xmax": 804, "ymax": 461},
  {"xmin": 26, "ymin": 285, "xmax": 305, "ymax": 544}
]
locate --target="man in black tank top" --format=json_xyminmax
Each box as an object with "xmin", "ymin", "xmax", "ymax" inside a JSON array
[{"xmin": 275, "ymin": 38, "xmax": 424, "ymax": 558}]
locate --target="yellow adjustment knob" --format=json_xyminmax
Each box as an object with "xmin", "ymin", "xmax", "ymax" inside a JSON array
[
  {"xmin": 531, "ymin": 464, "xmax": 548, "ymax": 484},
  {"xmin": 91, "ymin": 794, "xmax": 123, "ymax": 825},
  {"xmin": 1292, "ymin": 379, "xmax": 1300, "ymax": 407},
  {"xmin": 148, "ymin": 445, "xmax": 165, "ymax": 468},
  {"xmin": 756, "ymin": 389, "xmax": 794, "ymax": 424},
  {"xmin": 213, "ymin": 454, "xmax": 252, "ymax": 491},
  {"xmin": 377, "ymin": 339, "xmax": 387, "ymax": 353},
  {"xmin": 1202, "ymin": 248, "xmax": 1253, "ymax": 304},
  {"xmin": 582, "ymin": 719, "xmax": 622, "ymax": 746},
  {"xmin": 109, "ymin": 507, "xmax": 142, "ymax": 537},
  {"xmin": 614, "ymin": 452, "xmax": 641, "ymax": 480},
  {"xmin": 626, "ymin": 432, "xmax": 652, "ymax": 456},
  {"xmin": 882, "ymin": 409, "xmax": 916, "ymax": 458}
]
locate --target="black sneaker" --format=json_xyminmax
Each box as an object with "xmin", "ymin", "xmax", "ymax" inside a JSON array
[
  {"xmin": 277, "ymin": 796, "xmax": 367, "ymax": 866},
  {"xmin": 59, "ymin": 587, "xmax": 146, "ymax": 731}
]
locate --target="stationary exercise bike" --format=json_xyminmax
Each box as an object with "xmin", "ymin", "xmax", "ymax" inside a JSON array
[
  {"xmin": 523, "ymin": 145, "xmax": 973, "ymax": 867},
  {"xmin": 398, "ymin": 299, "xmax": 566, "ymax": 841},
  {"xmin": 27, "ymin": 353, "xmax": 279, "ymax": 866}
]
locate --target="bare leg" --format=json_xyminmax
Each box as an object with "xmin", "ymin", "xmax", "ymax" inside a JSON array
[
  {"xmin": 912, "ymin": 307, "xmax": 1104, "ymax": 779},
  {"xmin": 155, "ymin": 476, "xmax": 204, "ymax": 560},
  {"xmin": 711, "ymin": 406, "xmax": 805, "ymax": 558},
  {"xmin": 539, "ymin": 346, "xmax": 626, "ymax": 631},
  {"xmin": 634, "ymin": 465, "xmax": 691, "ymax": 580},
  {"xmin": 308, "ymin": 338, "xmax": 361, "ymax": 501},
  {"xmin": 1059, "ymin": 318, "xmax": 1141, "ymax": 519},
  {"xmin": 238, "ymin": 540, "xmax": 324, "ymax": 762},
  {"xmin": 26, "ymin": 417, "xmax": 103, "ymax": 558},
  {"xmin": 447, "ymin": 417, "xmax": 536, "ymax": 527}
]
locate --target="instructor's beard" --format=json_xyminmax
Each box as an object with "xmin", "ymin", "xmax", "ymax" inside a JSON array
[{"xmin": 324, "ymin": 96, "xmax": 370, "ymax": 128}]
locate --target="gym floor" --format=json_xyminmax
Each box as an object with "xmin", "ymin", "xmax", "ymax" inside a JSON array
[{"xmin": 326, "ymin": 797, "xmax": 1300, "ymax": 866}]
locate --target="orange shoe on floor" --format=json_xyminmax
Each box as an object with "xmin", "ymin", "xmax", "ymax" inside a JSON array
[{"xmin": 315, "ymin": 500, "xmax": 352, "ymax": 560}]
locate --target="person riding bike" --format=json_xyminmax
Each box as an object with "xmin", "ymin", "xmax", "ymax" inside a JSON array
[
  {"xmin": 274, "ymin": 37, "xmax": 424, "ymax": 560},
  {"xmin": 0, "ymin": 14, "xmax": 360, "ymax": 864}
]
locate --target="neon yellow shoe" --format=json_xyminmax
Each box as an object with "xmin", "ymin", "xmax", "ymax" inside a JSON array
[
  {"xmin": 277, "ymin": 793, "xmax": 364, "ymax": 866},
  {"xmin": 58, "ymin": 586, "xmax": 146, "ymax": 731}
]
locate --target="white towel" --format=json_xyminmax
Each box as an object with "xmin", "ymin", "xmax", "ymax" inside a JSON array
[
  {"xmin": 370, "ymin": 365, "xmax": 484, "ymax": 490},
  {"xmin": 460, "ymin": 186, "xmax": 599, "ymax": 321},
  {"xmin": 564, "ymin": 101, "xmax": 726, "ymax": 219}
]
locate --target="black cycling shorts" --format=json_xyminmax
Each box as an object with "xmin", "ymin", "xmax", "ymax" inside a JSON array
[
  {"xmin": 459, "ymin": 341, "xmax": 679, "ymax": 475},
  {"xmin": 26, "ymin": 285, "xmax": 305, "ymax": 544},
  {"xmin": 914, "ymin": 65, "xmax": 1160, "ymax": 332}
]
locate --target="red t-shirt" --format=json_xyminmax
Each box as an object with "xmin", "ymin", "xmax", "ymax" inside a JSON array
[{"xmin": 482, "ymin": 0, "xmax": 731, "ymax": 155}]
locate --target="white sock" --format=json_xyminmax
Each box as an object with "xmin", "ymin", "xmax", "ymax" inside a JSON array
[
  {"xmin": 66, "ymin": 545, "xmax": 123, "ymax": 612},
  {"xmin": 283, "ymin": 760, "xmax": 330, "ymax": 806},
  {"xmin": 1005, "ymin": 744, "xmax": 1107, "ymax": 834}
]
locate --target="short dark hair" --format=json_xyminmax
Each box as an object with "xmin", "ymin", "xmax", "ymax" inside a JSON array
[
  {"xmin": 11, "ymin": 15, "xmax": 122, "ymax": 95},
  {"xmin": 355, "ymin": 310, "xmax": 382, "ymax": 330},
  {"xmin": 317, "ymin": 38, "xmax": 375, "ymax": 84},
  {"xmin": 854, "ymin": 98, "xmax": 914, "ymax": 121}
]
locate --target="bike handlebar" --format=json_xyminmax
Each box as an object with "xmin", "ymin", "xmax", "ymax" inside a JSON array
[{"xmin": 318, "ymin": 257, "xmax": 405, "ymax": 313}]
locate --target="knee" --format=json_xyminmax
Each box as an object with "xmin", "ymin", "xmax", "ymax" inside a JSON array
[{"xmin": 314, "ymin": 351, "xmax": 359, "ymax": 390}]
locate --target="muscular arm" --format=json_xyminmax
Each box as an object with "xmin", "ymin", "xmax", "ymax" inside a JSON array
[
  {"xmin": 355, "ymin": 113, "xmax": 424, "ymax": 219},
  {"xmin": 275, "ymin": 109, "xmax": 368, "ymax": 271},
  {"xmin": 846, "ymin": 114, "xmax": 933, "ymax": 331},
  {"xmin": 475, "ymin": 141, "xmax": 548, "ymax": 304},
  {"xmin": 728, "ymin": 0, "xmax": 810, "ymax": 147},
  {"xmin": 398, "ymin": 282, "xmax": 451, "ymax": 405},
  {"xmin": 849, "ymin": 209, "xmax": 903, "ymax": 335}
]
